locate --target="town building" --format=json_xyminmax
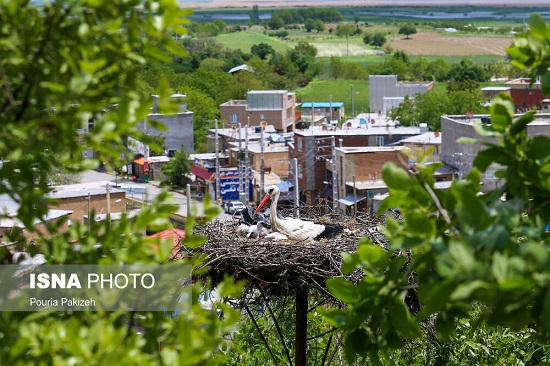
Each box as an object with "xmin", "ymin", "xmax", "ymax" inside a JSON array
[
  {"xmin": 441, "ymin": 113, "xmax": 550, "ymax": 191},
  {"xmin": 47, "ymin": 182, "xmax": 127, "ymax": 224},
  {"xmin": 219, "ymin": 90, "xmax": 297, "ymax": 132},
  {"xmin": 300, "ymin": 102, "xmax": 345, "ymax": 124},
  {"xmin": 137, "ymin": 94, "xmax": 195, "ymax": 155},
  {"xmin": 332, "ymin": 146, "xmax": 409, "ymax": 214},
  {"xmin": 369, "ymin": 75, "xmax": 433, "ymax": 115},
  {"xmin": 481, "ymin": 86, "xmax": 511, "ymax": 101},
  {"xmin": 505, "ymin": 78, "xmax": 548, "ymax": 112},
  {"xmin": 291, "ymin": 114, "xmax": 423, "ymax": 206},
  {"xmin": 399, "ymin": 130, "xmax": 442, "ymax": 163}
]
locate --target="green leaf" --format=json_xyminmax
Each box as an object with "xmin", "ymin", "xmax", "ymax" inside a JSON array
[
  {"xmin": 382, "ymin": 162, "xmax": 411, "ymax": 190},
  {"xmin": 344, "ymin": 328, "xmax": 371, "ymax": 363},
  {"xmin": 492, "ymin": 252, "xmax": 508, "ymax": 283},
  {"xmin": 357, "ymin": 244, "xmax": 389, "ymax": 267},
  {"xmin": 456, "ymin": 137, "xmax": 479, "ymax": 144},
  {"xmin": 317, "ymin": 307, "xmax": 350, "ymax": 328},
  {"xmin": 528, "ymin": 14, "xmax": 548, "ymax": 39},
  {"xmin": 435, "ymin": 312, "xmax": 456, "ymax": 341},
  {"xmin": 417, "ymin": 280, "xmax": 455, "ymax": 320},
  {"xmin": 389, "ymin": 296, "xmax": 422, "ymax": 339},
  {"xmin": 341, "ymin": 252, "xmax": 359, "ymax": 275},
  {"xmin": 450, "ymin": 280, "xmax": 489, "ymax": 301},
  {"xmin": 509, "ymin": 112, "xmax": 535, "ymax": 135},
  {"xmin": 404, "ymin": 210, "xmax": 435, "ymax": 237},
  {"xmin": 525, "ymin": 135, "xmax": 550, "ymax": 159},
  {"xmin": 326, "ymin": 277, "xmax": 360, "ymax": 304},
  {"xmin": 490, "ymin": 95, "xmax": 515, "ymax": 131}
]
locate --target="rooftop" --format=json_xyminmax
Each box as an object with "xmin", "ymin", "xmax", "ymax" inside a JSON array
[
  {"xmin": 48, "ymin": 182, "xmax": 125, "ymax": 199},
  {"xmin": 400, "ymin": 131, "xmax": 441, "ymax": 144}
]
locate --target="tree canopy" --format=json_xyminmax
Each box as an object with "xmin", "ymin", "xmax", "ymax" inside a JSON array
[{"xmin": 399, "ymin": 24, "xmax": 418, "ymax": 39}]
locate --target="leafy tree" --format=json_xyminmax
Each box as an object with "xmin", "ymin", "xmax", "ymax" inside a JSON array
[
  {"xmin": 213, "ymin": 18, "xmax": 227, "ymax": 33},
  {"xmin": 304, "ymin": 18, "xmax": 315, "ymax": 33},
  {"xmin": 448, "ymin": 58, "xmax": 490, "ymax": 91},
  {"xmin": 362, "ymin": 33, "xmax": 372, "ymax": 46},
  {"xmin": 250, "ymin": 4, "xmax": 260, "ymax": 24},
  {"xmin": 320, "ymin": 14, "xmax": 550, "ymax": 364},
  {"xmin": 335, "ymin": 23, "xmax": 356, "ymax": 57},
  {"xmin": 329, "ymin": 56, "xmax": 345, "ymax": 80},
  {"xmin": 409, "ymin": 57, "xmax": 429, "ymax": 81},
  {"xmin": 426, "ymin": 57, "xmax": 451, "ymax": 81},
  {"xmin": 162, "ymin": 149, "xmax": 193, "ymax": 186},
  {"xmin": 0, "ymin": 1, "xmax": 239, "ymax": 365},
  {"xmin": 399, "ymin": 24, "xmax": 418, "ymax": 39},
  {"xmin": 343, "ymin": 62, "xmax": 367, "ymax": 80},
  {"xmin": 251, "ymin": 43, "xmax": 274, "ymax": 61},
  {"xmin": 372, "ymin": 32, "xmax": 387, "ymax": 48},
  {"xmin": 314, "ymin": 19, "xmax": 325, "ymax": 33},
  {"xmin": 268, "ymin": 15, "xmax": 284, "ymax": 30},
  {"xmin": 199, "ymin": 57, "xmax": 225, "ymax": 71},
  {"xmin": 178, "ymin": 87, "xmax": 219, "ymax": 152}
]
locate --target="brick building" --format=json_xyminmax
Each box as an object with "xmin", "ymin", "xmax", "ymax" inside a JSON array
[
  {"xmin": 47, "ymin": 183, "xmax": 126, "ymax": 224},
  {"xmin": 291, "ymin": 122, "xmax": 421, "ymax": 205},
  {"xmin": 332, "ymin": 146, "xmax": 408, "ymax": 214},
  {"xmin": 219, "ymin": 90, "xmax": 297, "ymax": 132},
  {"xmin": 505, "ymin": 78, "xmax": 548, "ymax": 112}
]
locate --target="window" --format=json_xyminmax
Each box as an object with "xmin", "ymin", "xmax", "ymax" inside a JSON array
[
  {"xmin": 298, "ymin": 164, "xmax": 303, "ymax": 179},
  {"xmin": 376, "ymin": 136, "xmax": 384, "ymax": 146},
  {"xmin": 486, "ymin": 171, "xmax": 497, "ymax": 180},
  {"xmin": 88, "ymin": 118, "xmax": 95, "ymax": 131},
  {"xmin": 298, "ymin": 138, "xmax": 302, "ymax": 152},
  {"xmin": 230, "ymin": 113, "xmax": 239, "ymax": 123}
]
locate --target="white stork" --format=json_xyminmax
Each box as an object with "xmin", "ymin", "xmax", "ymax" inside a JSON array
[{"xmin": 254, "ymin": 185, "xmax": 343, "ymax": 243}]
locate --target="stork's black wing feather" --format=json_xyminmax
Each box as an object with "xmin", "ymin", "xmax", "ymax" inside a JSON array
[{"xmin": 316, "ymin": 223, "xmax": 344, "ymax": 239}]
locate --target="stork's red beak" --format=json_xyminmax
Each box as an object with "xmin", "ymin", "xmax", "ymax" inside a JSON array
[{"xmin": 254, "ymin": 194, "xmax": 271, "ymax": 215}]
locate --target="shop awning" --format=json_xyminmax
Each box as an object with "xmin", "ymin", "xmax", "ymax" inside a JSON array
[
  {"xmin": 190, "ymin": 165, "xmax": 214, "ymax": 181},
  {"xmin": 133, "ymin": 157, "xmax": 151, "ymax": 165},
  {"xmin": 338, "ymin": 194, "xmax": 367, "ymax": 206}
]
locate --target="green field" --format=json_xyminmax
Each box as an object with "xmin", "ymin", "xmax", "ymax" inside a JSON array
[{"xmin": 216, "ymin": 31, "xmax": 290, "ymax": 54}]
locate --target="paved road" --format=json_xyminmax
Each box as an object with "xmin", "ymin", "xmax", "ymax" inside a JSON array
[{"xmin": 81, "ymin": 170, "xmax": 207, "ymax": 218}]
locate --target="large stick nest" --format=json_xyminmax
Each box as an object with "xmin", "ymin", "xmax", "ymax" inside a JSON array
[{"xmin": 179, "ymin": 206, "xmax": 400, "ymax": 296}]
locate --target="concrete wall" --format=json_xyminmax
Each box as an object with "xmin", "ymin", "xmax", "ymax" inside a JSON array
[
  {"xmin": 441, "ymin": 114, "xmax": 550, "ymax": 191},
  {"xmin": 138, "ymin": 112, "xmax": 195, "ymax": 154},
  {"xmin": 369, "ymin": 75, "xmax": 431, "ymax": 114}
]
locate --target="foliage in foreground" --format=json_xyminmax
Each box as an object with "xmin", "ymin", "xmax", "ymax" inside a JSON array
[
  {"xmin": 320, "ymin": 14, "xmax": 550, "ymax": 364},
  {"xmin": 0, "ymin": 1, "xmax": 240, "ymax": 364}
]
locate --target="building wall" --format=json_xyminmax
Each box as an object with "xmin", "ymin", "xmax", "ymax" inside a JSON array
[
  {"xmin": 336, "ymin": 149, "xmax": 407, "ymax": 199},
  {"xmin": 248, "ymin": 150, "xmax": 290, "ymax": 178},
  {"xmin": 220, "ymin": 91, "xmax": 296, "ymax": 132},
  {"xmin": 369, "ymin": 75, "xmax": 432, "ymax": 114},
  {"xmin": 138, "ymin": 113, "xmax": 194, "ymax": 155},
  {"xmin": 48, "ymin": 192, "xmax": 126, "ymax": 223},
  {"xmin": 441, "ymin": 114, "xmax": 550, "ymax": 191}
]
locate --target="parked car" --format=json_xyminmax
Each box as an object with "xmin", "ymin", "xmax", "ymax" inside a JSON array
[{"xmin": 224, "ymin": 201, "xmax": 246, "ymax": 214}]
